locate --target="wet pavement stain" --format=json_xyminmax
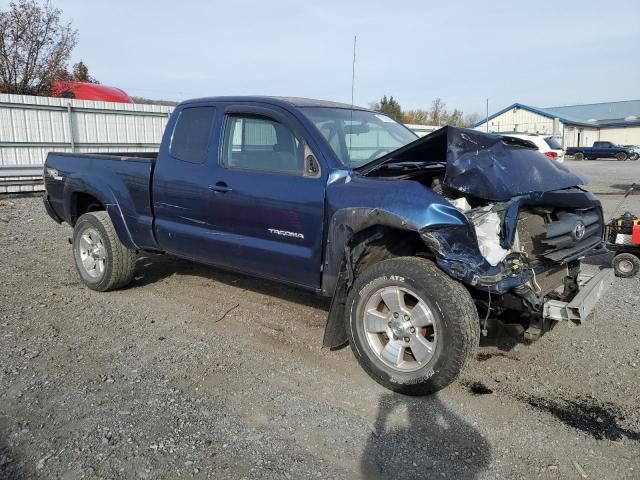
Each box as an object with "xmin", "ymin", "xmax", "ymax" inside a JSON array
[
  {"xmin": 463, "ymin": 381, "xmax": 494, "ymax": 395},
  {"xmin": 476, "ymin": 352, "xmax": 520, "ymax": 362},
  {"xmin": 524, "ymin": 395, "xmax": 640, "ymax": 442}
]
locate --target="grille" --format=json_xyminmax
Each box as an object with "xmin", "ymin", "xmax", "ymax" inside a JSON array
[{"xmin": 516, "ymin": 207, "xmax": 603, "ymax": 263}]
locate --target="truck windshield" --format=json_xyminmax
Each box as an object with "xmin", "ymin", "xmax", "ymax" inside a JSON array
[{"xmin": 301, "ymin": 107, "xmax": 417, "ymax": 167}]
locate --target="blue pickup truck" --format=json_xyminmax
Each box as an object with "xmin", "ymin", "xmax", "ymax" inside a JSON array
[
  {"xmin": 43, "ymin": 96, "xmax": 614, "ymax": 395},
  {"xmin": 566, "ymin": 141, "xmax": 639, "ymax": 161}
]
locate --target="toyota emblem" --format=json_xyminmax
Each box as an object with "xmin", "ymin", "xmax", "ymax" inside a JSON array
[{"xmin": 573, "ymin": 220, "xmax": 586, "ymax": 240}]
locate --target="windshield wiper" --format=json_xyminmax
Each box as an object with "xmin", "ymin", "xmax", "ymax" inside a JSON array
[{"xmin": 363, "ymin": 160, "xmax": 446, "ymax": 174}]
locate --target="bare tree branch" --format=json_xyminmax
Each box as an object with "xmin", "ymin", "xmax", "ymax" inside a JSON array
[{"xmin": 0, "ymin": 0, "xmax": 77, "ymax": 95}]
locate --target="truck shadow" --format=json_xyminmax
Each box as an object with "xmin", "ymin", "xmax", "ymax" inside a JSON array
[
  {"xmin": 581, "ymin": 251, "xmax": 612, "ymax": 267},
  {"xmin": 131, "ymin": 254, "xmax": 331, "ymax": 311},
  {"xmin": 0, "ymin": 435, "xmax": 32, "ymax": 480},
  {"xmin": 609, "ymin": 183, "xmax": 639, "ymax": 193},
  {"xmin": 361, "ymin": 393, "xmax": 491, "ymax": 479},
  {"xmin": 130, "ymin": 254, "xmax": 566, "ymax": 354}
]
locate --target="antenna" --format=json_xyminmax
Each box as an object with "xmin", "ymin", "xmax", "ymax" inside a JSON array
[
  {"xmin": 349, "ymin": 35, "xmax": 357, "ymax": 161},
  {"xmin": 351, "ymin": 35, "xmax": 357, "ymax": 109}
]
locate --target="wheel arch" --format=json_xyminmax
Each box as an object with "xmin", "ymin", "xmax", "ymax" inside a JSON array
[
  {"xmin": 64, "ymin": 186, "xmax": 136, "ymax": 249},
  {"xmin": 68, "ymin": 191, "xmax": 104, "ymax": 223},
  {"xmin": 322, "ymin": 221, "xmax": 434, "ymax": 350},
  {"xmin": 348, "ymin": 225, "xmax": 430, "ymax": 277}
]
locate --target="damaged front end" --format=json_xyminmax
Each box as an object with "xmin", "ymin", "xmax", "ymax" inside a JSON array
[
  {"xmin": 360, "ymin": 126, "xmax": 613, "ymax": 338},
  {"xmin": 423, "ymin": 190, "xmax": 612, "ymax": 337}
]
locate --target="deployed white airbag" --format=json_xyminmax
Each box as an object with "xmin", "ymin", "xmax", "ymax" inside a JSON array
[{"xmin": 473, "ymin": 211, "xmax": 510, "ymax": 266}]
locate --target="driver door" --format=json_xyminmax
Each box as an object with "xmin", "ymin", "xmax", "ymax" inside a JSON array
[{"xmin": 204, "ymin": 106, "xmax": 327, "ymax": 289}]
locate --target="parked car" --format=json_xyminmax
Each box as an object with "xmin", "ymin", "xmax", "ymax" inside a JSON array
[
  {"xmin": 51, "ymin": 81, "xmax": 133, "ymax": 103},
  {"xmin": 42, "ymin": 96, "xmax": 613, "ymax": 396},
  {"xmin": 566, "ymin": 141, "xmax": 638, "ymax": 161},
  {"xmin": 499, "ymin": 132, "xmax": 565, "ymax": 162}
]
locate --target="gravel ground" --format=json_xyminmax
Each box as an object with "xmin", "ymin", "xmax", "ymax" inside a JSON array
[{"xmin": 1, "ymin": 170, "xmax": 639, "ymax": 479}]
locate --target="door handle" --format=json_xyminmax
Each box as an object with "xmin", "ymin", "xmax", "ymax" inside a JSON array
[{"xmin": 208, "ymin": 182, "xmax": 233, "ymax": 193}]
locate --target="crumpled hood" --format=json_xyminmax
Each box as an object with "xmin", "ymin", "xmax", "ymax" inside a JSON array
[{"xmin": 358, "ymin": 126, "xmax": 588, "ymax": 201}]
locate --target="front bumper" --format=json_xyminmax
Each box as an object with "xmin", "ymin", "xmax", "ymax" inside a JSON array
[{"xmin": 543, "ymin": 268, "xmax": 614, "ymax": 324}]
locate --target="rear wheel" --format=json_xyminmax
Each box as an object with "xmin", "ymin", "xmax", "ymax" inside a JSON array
[
  {"xmin": 616, "ymin": 152, "xmax": 628, "ymax": 161},
  {"xmin": 612, "ymin": 253, "xmax": 640, "ymax": 278},
  {"xmin": 73, "ymin": 212, "xmax": 137, "ymax": 291},
  {"xmin": 574, "ymin": 152, "xmax": 585, "ymax": 161},
  {"xmin": 629, "ymin": 152, "xmax": 639, "ymax": 161},
  {"xmin": 346, "ymin": 257, "xmax": 479, "ymax": 395}
]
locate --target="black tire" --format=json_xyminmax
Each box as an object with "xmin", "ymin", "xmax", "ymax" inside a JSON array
[
  {"xmin": 574, "ymin": 152, "xmax": 585, "ymax": 161},
  {"xmin": 346, "ymin": 257, "xmax": 480, "ymax": 396},
  {"xmin": 612, "ymin": 253, "xmax": 640, "ymax": 278},
  {"xmin": 629, "ymin": 153, "xmax": 639, "ymax": 161},
  {"xmin": 72, "ymin": 212, "xmax": 137, "ymax": 291},
  {"xmin": 616, "ymin": 152, "xmax": 628, "ymax": 161}
]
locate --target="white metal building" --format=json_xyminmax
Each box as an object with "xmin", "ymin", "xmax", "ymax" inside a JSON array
[
  {"xmin": 0, "ymin": 93, "xmax": 173, "ymax": 192},
  {"xmin": 472, "ymin": 100, "xmax": 640, "ymax": 147}
]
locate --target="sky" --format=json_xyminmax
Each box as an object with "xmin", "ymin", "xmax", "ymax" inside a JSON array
[{"xmin": 53, "ymin": 0, "xmax": 640, "ymax": 116}]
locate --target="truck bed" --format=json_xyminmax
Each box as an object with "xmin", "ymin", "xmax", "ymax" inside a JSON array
[{"xmin": 43, "ymin": 151, "xmax": 158, "ymax": 250}]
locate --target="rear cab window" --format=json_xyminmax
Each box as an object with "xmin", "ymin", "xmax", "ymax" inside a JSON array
[{"xmin": 170, "ymin": 106, "xmax": 216, "ymax": 164}]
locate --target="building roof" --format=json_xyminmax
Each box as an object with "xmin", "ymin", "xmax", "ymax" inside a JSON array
[
  {"xmin": 473, "ymin": 99, "xmax": 640, "ymax": 128},
  {"xmin": 544, "ymin": 99, "xmax": 640, "ymax": 123}
]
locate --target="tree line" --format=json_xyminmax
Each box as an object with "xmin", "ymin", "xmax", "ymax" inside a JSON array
[
  {"xmin": 371, "ymin": 95, "xmax": 481, "ymax": 127},
  {"xmin": 0, "ymin": 0, "xmax": 98, "ymax": 96}
]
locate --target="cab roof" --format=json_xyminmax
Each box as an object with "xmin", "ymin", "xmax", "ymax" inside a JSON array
[{"xmin": 179, "ymin": 96, "xmax": 371, "ymax": 111}]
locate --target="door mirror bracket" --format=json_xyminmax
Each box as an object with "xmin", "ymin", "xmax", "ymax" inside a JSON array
[{"xmin": 304, "ymin": 144, "xmax": 321, "ymax": 178}]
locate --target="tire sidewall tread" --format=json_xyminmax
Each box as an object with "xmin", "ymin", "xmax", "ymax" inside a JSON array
[
  {"xmin": 73, "ymin": 212, "xmax": 136, "ymax": 291},
  {"xmin": 346, "ymin": 257, "xmax": 479, "ymax": 395},
  {"xmin": 613, "ymin": 253, "xmax": 640, "ymax": 278}
]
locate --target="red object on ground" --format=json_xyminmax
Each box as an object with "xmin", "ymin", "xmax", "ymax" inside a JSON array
[
  {"xmin": 51, "ymin": 82, "xmax": 133, "ymax": 103},
  {"xmin": 632, "ymin": 224, "xmax": 640, "ymax": 245}
]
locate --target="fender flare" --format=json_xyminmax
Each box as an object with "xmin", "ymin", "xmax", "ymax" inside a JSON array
[
  {"xmin": 321, "ymin": 208, "xmax": 417, "ymax": 349},
  {"xmin": 63, "ymin": 179, "xmax": 137, "ymax": 249}
]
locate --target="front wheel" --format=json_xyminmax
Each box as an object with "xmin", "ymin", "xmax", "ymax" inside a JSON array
[
  {"xmin": 616, "ymin": 152, "xmax": 628, "ymax": 161},
  {"xmin": 73, "ymin": 212, "xmax": 137, "ymax": 291},
  {"xmin": 346, "ymin": 257, "xmax": 480, "ymax": 395}
]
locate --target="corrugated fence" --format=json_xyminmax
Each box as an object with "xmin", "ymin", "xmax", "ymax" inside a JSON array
[{"xmin": 0, "ymin": 93, "xmax": 174, "ymax": 193}]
